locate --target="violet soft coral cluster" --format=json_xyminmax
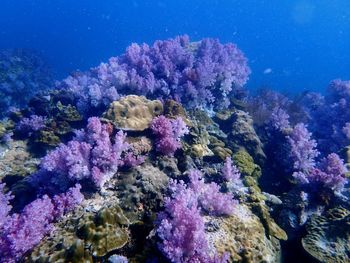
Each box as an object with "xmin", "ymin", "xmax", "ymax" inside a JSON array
[
  {"xmin": 156, "ymin": 176, "xmax": 231, "ymax": 263},
  {"xmin": 16, "ymin": 114, "xmax": 46, "ymax": 135},
  {"xmin": 221, "ymin": 157, "xmax": 241, "ymax": 182},
  {"xmin": 0, "ymin": 184, "xmax": 83, "ymax": 262},
  {"xmin": 151, "ymin": 115, "xmax": 188, "ymax": 156},
  {"xmin": 188, "ymin": 169, "xmax": 236, "ymax": 216},
  {"xmin": 39, "ymin": 117, "xmax": 128, "ymax": 188},
  {"xmin": 0, "ymin": 183, "xmax": 13, "ymax": 228},
  {"xmin": 247, "ymin": 89, "xmax": 291, "ymax": 127},
  {"xmin": 58, "ymin": 35, "xmax": 250, "ymax": 114},
  {"xmin": 287, "ymin": 123, "xmax": 319, "ymax": 172},
  {"xmin": 293, "ymin": 153, "xmax": 348, "ymax": 191},
  {"xmin": 157, "ymin": 179, "xmax": 209, "ymax": 263},
  {"xmin": 268, "ymin": 107, "xmax": 290, "ymax": 131},
  {"xmin": 299, "ymin": 79, "xmax": 350, "ymax": 154},
  {"xmin": 287, "ymin": 123, "xmax": 348, "ymax": 191}
]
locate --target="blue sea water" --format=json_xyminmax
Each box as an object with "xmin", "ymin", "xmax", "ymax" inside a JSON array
[{"xmin": 1, "ymin": 0, "xmax": 349, "ymax": 93}]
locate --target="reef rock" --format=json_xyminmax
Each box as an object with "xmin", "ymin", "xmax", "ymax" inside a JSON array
[
  {"xmin": 116, "ymin": 163, "xmax": 169, "ymax": 222},
  {"xmin": 103, "ymin": 95, "xmax": 163, "ymax": 131},
  {"xmin": 233, "ymin": 149, "xmax": 262, "ymax": 178},
  {"xmin": 0, "ymin": 140, "xmax": 39, "ymax": 180},
  {"xmin": 29, "ymin": 196, "xmax": 130, "ymax": 262},
  {"xmin": 215, "ymin": 109, "xmax": 266, "ymax": 164},
  {"xmin": 163, "ymin": 99, "xmax": 191, "ymax": 125},
  {"xmin": 302, "ymin": 207, "xmax": 350, "ymax": 263},
  {"xmin": 206, "ymin": 204, "xmax": 282, "ymax": 262}
]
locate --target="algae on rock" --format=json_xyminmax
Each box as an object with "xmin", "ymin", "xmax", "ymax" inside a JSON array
[{"xmin": 233, "ymin": 149, "xmax": 262, "ymax": 179}]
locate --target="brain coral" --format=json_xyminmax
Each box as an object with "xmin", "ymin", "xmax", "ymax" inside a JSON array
[
  {"xmin": 103, "ymin": 95, "xmax": 163, "ymax": 131},
  {"xmin": 302, "ymin": 207, "xmax": 350, "ymax": 263}
]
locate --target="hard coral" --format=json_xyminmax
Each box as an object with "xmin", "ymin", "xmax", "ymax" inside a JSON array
[{"xmin": 103, "ymin": 95, "xmax": 163, "ymax": 131}]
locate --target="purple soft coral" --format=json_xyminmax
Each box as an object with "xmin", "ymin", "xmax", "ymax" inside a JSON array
[
  {"xmin": 156, "ymin": 178, "xmax": 230, "ymax": 263},
  {"xmin": 269, "ymin": 107, "xmax": 290, "ymax": 131},
  {"xmin": 221, "ymin": 157, "xmax": 241, "ymax": 182},
  {"xmin": 287, "ymin": 123, "xmax": 319, "ymax": 172},
  {"xmin": 293, "ymin": 153, "xmax": 348, "ymax": 192},
  {"xmin": 16, "ymin": 115, "xmax": 46, "ymax": 136},
  {"xmin": 0, "ymin": 183, "xmax": 13, "ymax": 228},
  {"xmin": 57, "ymin": 36, "xmax": 250, "ymax": 114},
  {"xmin": 39, "ymin": 117, "xmax": 128, "ymax": 189},
  {"xmin": 0, "ymin": 184, "xmax": 83, "ymax": 262},
  {"xmin": 157, "ymin": 179, "xmax": 209, "ymax": 263},
  {"xmin": 151, "ymin": 115, "xmax": 188, "ymax": 156},
  {"xmin": 188, "ymin": 169, "xmax": 236, "ymax": 216}
]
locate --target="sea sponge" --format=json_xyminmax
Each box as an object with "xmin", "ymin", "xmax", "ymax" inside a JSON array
[{"xmin": 103, "ymin": 95, "xmax": 163, "ymax": 131}]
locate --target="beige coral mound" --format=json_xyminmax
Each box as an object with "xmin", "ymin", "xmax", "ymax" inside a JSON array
[
  {"xmin": 103, "ymin": 95, "xmax": 163, "ymax": 131},
  {"xmin": 206, "ymin": 204, "xmax": 282, "ymax": 263}
]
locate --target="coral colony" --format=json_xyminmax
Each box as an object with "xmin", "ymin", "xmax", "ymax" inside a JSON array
[{"xmin": 0, "ymin": 35, "xmax": 349, "ymax": 263}]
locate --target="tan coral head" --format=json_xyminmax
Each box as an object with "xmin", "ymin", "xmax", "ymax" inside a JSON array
[{"xmin": 103, "ymin": 95, "xmax": 163, "ymax": 131}]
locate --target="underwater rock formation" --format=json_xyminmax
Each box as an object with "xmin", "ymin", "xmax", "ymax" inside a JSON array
[
  {"xmin": 207, "ymin": 205, "xmax": 282, "ymax": 262},
  {"xmin": 0, "ymin": 140, "xmax": 39, "ymax": 180},
  {"xmin": 215, "ymin": 109, "xmax": 266, "ymax": 165},
  {"xmin": 116, "ymin": 163, "xmax": 169, "ymax": 223}
]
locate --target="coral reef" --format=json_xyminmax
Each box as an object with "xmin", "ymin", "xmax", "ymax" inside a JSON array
[
  {"xmin": 2, "ymin": 36, "xmax": 350, "ymax": 263},
  {"xmin": 116, "ymin": 163, "xmax": 169, "ymax": 222},
  {"xmin": 0, "ymin": 140, "xmax": 39, "ymax": 180},
  {"xmin": 77, "ymin": 205, "xmax": 129, "ymax": 257},
  {"xmin": 215, "ymin": 109, "xmax": 266, "ymax": 164}
]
